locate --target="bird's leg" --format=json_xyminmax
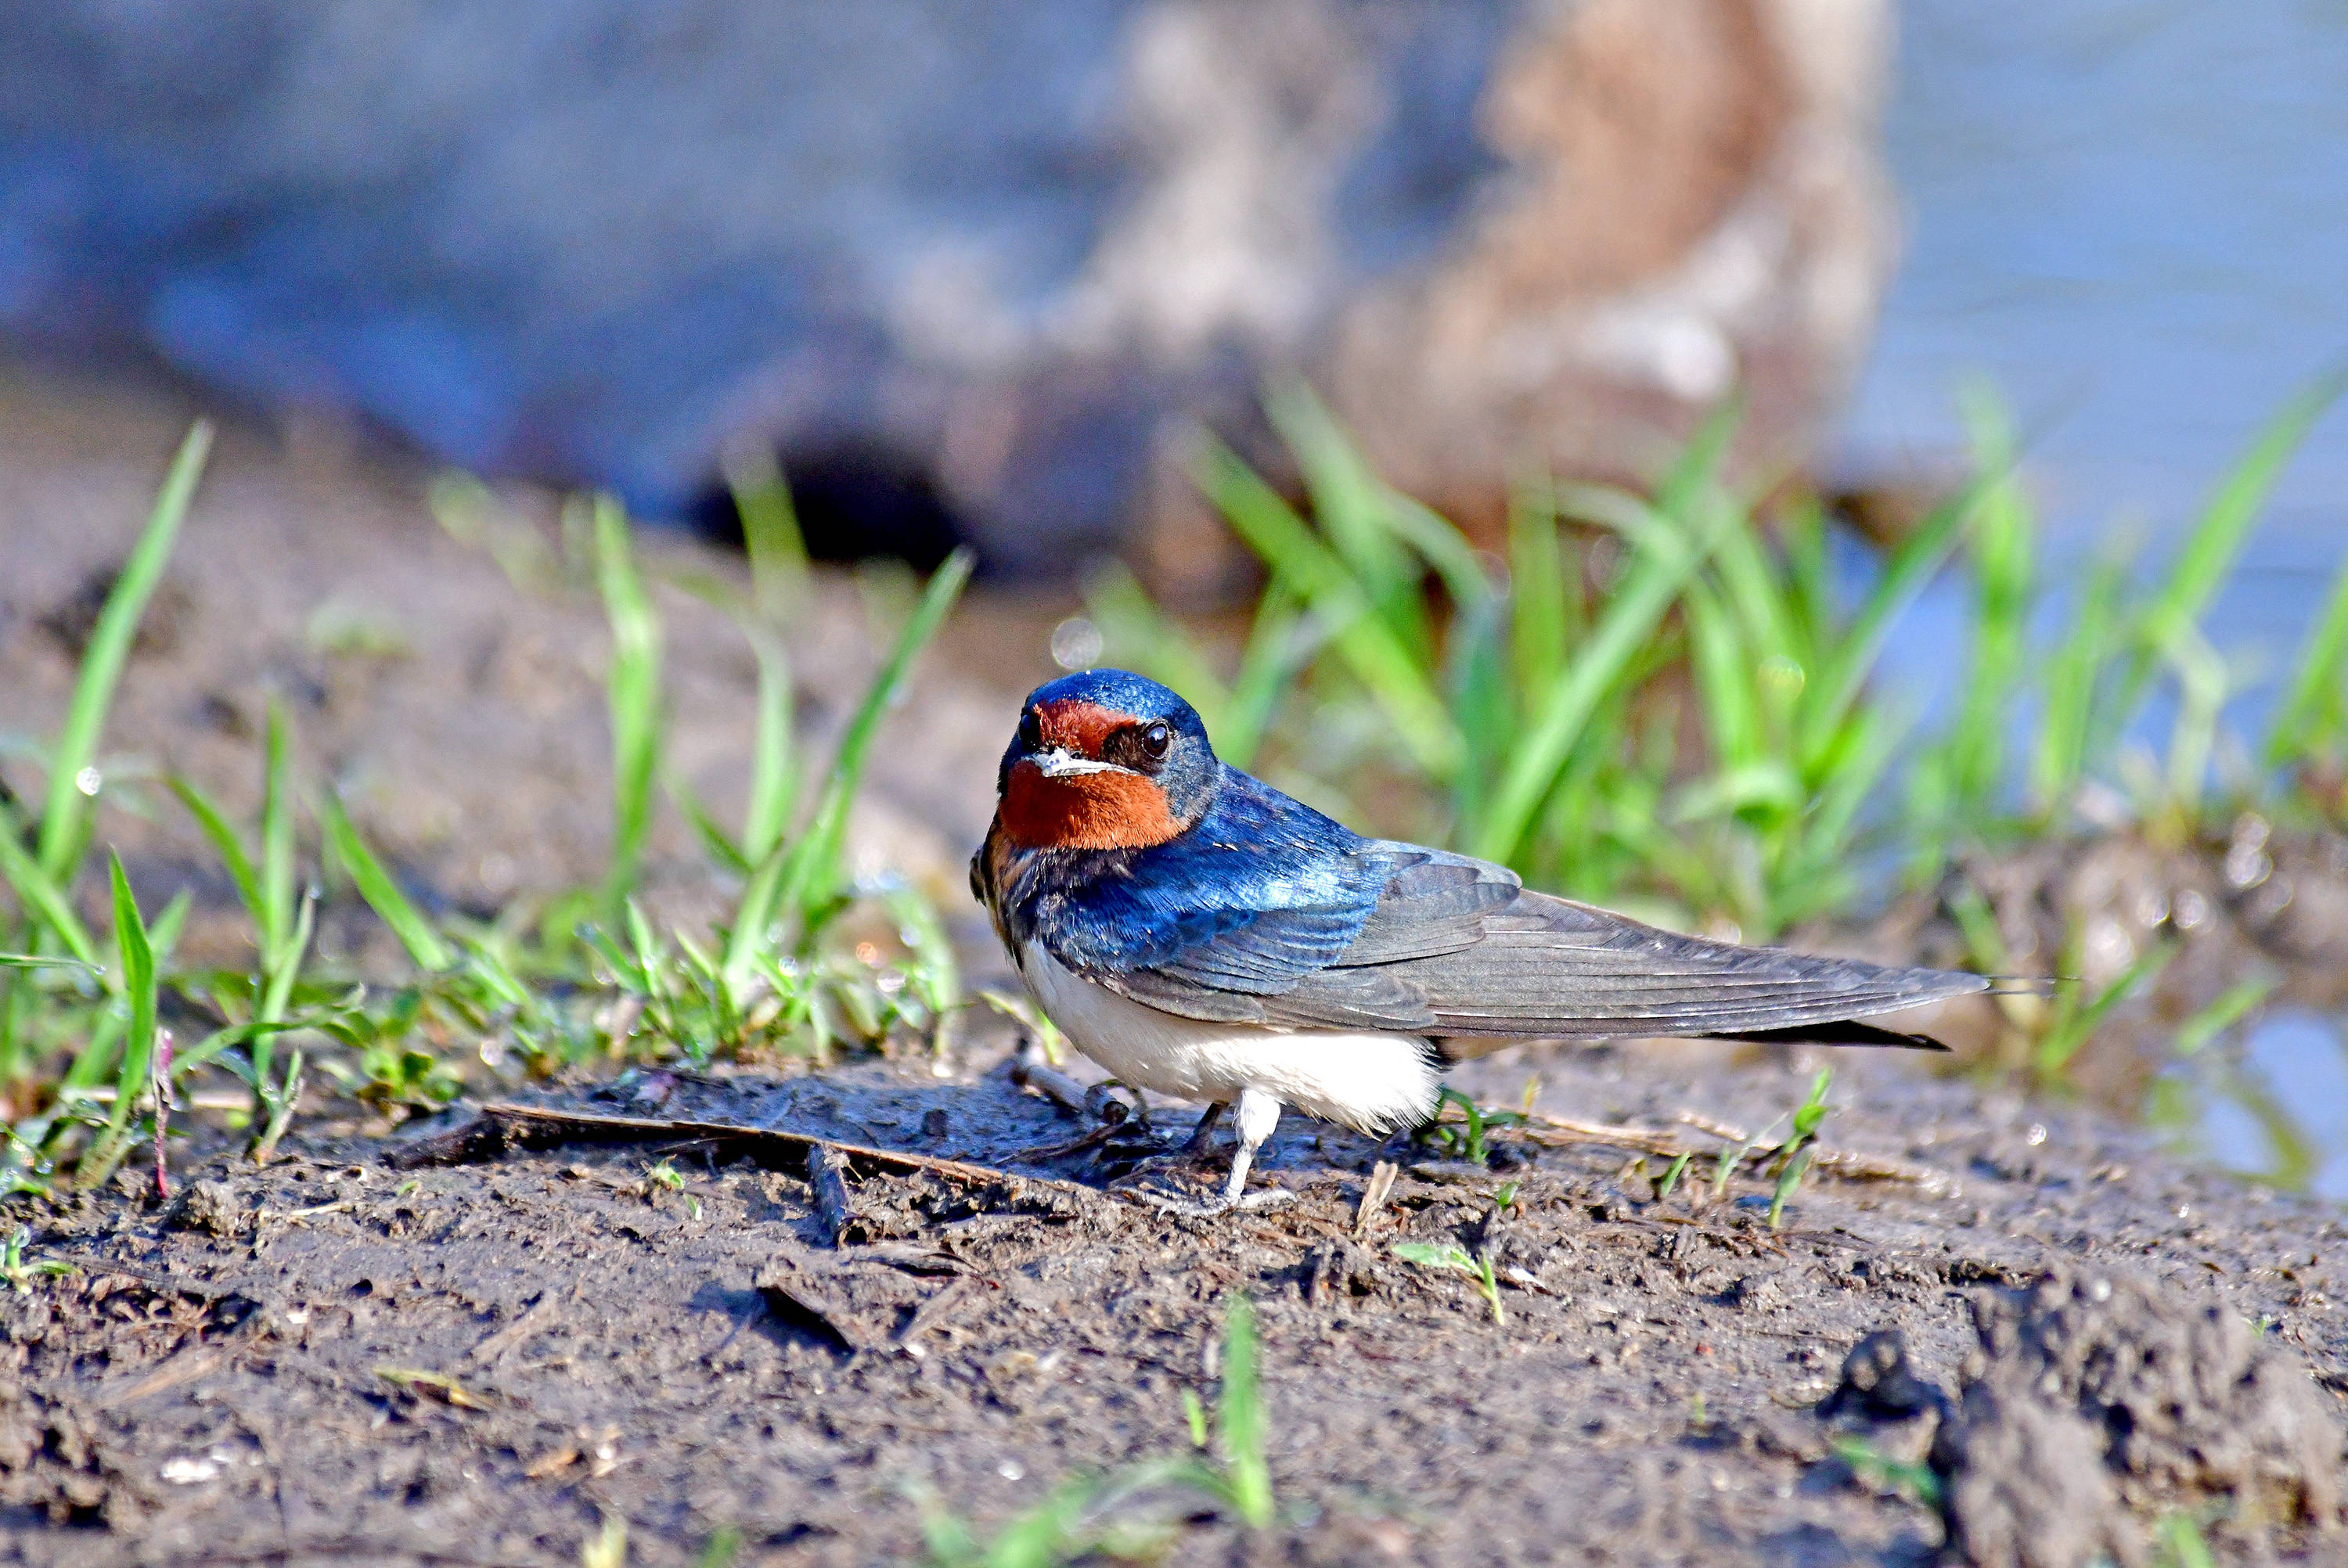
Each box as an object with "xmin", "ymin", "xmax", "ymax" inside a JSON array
[
  {"xmin": 1183, "ymin": 1100, "xmax": 1227, "ymax": 1155},
  {"xmin": 1219, "ymin": 1089, "xmax": 1281, "ymax": 1204},
  {"xmin": 1127, "ymin": 1090, "xmax": 1293, "ymax": 1216}
]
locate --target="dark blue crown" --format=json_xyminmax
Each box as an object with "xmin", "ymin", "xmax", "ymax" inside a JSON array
[{"xmin": 1021, "ymin": 669, "xmax": 1207, "ymax": 739}]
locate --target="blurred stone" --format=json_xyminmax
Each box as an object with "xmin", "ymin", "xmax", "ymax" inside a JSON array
[
  {"xmin": 0, "ymin": 0, "xmax": 1891, "ymax": 574},
  {"xmin": 1931, "ymin": 1268, "xmax": 2347, "ymax": 1566},
  {"xmin": 1817, "ymin": 1328, "xmax": 1945, "ymax": 1422}
]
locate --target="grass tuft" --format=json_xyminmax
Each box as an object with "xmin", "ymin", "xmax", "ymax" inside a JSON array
[
  {"xmin": 1096, "ymin": 379, "xmax": 2347, "ymax": 1097},
  {"xmin": 0, "ymin": 444, "xmax": 971, "ymax": 1183}
]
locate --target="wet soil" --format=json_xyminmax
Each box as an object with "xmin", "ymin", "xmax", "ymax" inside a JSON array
[{"xmin": 2, "ymin": 1035, "xmax": 2343, "ymax": 1567}]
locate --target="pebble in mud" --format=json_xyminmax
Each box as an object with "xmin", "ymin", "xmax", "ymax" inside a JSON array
[
  {"xmin": 161, "ymin": 1179, "xmax": 242, "ymax": 1239},
  {"xmin": 1817, "ymin": 1329, "xmax": 1945, "ymax": 1422}
]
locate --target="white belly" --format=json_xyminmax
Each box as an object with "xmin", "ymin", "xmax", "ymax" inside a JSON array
[{"xmin": 1017, "ymin": 941, "xmax": 1441, "ymax": 1134}]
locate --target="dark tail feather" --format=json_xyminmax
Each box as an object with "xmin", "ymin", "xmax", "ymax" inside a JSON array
[
  {"xmin": 1702, "ymin": 1020, "xmax": 1951, "ymax": 1052},
  {"xmin": 1438, "ymin": 1017, "xmax": 1955, "ymax": 1063}
]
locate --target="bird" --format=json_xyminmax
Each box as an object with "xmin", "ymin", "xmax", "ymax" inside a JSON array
[{"xmin": 971, "ymin": 668, "xmax": 1989, "ymax": 1214}]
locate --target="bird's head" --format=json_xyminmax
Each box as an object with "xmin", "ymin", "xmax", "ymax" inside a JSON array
[{"xmin": 994, "ymin": 670, "xmax": 1219, "ymax": 851}]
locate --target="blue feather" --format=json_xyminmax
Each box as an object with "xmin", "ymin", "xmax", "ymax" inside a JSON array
[{"xmin": 1003, "ymin": 765, "xmax": 1388, "ymax": 988}]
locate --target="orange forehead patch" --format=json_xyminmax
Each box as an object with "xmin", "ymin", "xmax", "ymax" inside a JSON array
[
  {"xmin": 1033, "ymin": 699, "xmax": 1125, "ymax": 757},
  {"xmin": 997, "ymin": 760, "xmax": 1181, "ymax": 852}
]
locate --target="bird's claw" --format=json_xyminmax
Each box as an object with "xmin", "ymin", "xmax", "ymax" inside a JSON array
[{"xmin": 1122, "ymin": 1182, "xmax": 1295, "ymax": 1217}]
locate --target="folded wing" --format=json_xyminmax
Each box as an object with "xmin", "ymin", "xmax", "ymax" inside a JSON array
[{"xmin": 1104, "ymin": 843, "xmax": 1986, "ymax": 1041}]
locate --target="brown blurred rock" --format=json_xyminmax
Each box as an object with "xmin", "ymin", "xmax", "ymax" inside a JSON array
[{"xmin": 1318, "ymin": 0, "xmax": 1892, "ymax": 534}]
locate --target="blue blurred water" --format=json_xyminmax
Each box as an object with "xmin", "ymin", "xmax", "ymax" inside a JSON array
[
  {"xmin": 1842, "ymin": 0, "xmax": 2348, "ymax": 554},
  {"xmin": 1840, "ymin": 0, "xmax": 2348, "ymax": 1197}
]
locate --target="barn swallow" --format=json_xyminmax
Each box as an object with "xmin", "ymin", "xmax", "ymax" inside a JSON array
[{"xmin": 971, "ymin": 670, "xmax": 1987, "ymax": 1213}]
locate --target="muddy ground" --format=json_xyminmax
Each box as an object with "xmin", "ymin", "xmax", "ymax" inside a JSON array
[
  {"xmin": 2, "ymin": 359, "xmax": 2346, "ymax": 1566},
  {"xmin": 2, "ymin": 1034, "xmax": 2344, "ymax": 1567}
]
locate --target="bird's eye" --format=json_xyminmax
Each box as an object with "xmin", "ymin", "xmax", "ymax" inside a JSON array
[
  {"xmin": 1018, "ymin": 709, "xmax": 1043, "ymax": 750},
  {"xmin": 1140, "ymin": 721, "xmax": 1171, "ymax": 760}
]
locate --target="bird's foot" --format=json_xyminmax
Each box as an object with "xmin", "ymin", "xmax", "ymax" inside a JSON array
[{"xmin": 1122, "ymin": 1182, "xmax": 1295, "ymax": 1218}]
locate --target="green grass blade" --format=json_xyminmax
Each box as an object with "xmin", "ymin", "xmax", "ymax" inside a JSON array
[
  {"xmin": 724, "ymin": 448, "xmax": 809, "ymax": 619},
  {"xmin": 2029, "ymin": 552, "xmax": 2129, "ymax": 815},
  {"xmin": 741, "ymin": 628, "xmax": 798, "ymax": 865},
  {"xmin": 2123, "ymin": 370, "xmax": 2346, "ymax": 713},
  {"xmin": 2036, "ymin": 941, "xmax": 2176, "ymax": 1078},
  {"xmin": 2265, "ymin": 549, "xmax": 2348, "ymax": 770},
  {"xmin": 1798, "ymin": 473, "xmax": 1986, "ymax": 765},
  {"xmin": 78, "ymin": 852, "xmax": 159, "ymax": 1185},
  {"xmin": 1705, "ymin": 503, "xmax": 1799, "ymax": 674},
  {"xmin": 1381, "ymin": 490, "xmax": 1500, "ymax": 617},
  {"xmin": 2161, "ymin": 623, "xmax": 2228, "ymax": 815},
  {"xmin": 258, "ymin": 889, "xmax": 315, "ymax": 1028},
  {"xmin": 790, "ymin": 547, "xmax": 972, "ymax": 917},
  {"xmin": 1940, "ymin": 384, "xmax": 2036, "ymax": 815},
  {"xmin": 1216, "ymin": 1295, "xmax": 1273, "ymax": 1529},
  {"xmin": 57, "ymin": 1009, "xmax": 127, "ymax": 1098},
  {"xmin": 1219, "ymin": 580, "xmax": 1308, "ymax": 771},
  {"xmin": 596, "ymin": 496, "xmax": 665, "ymax": 912},
  {"xmin": 166, "ymin": 777, "xmax": 262, "ymax": 933},
  {"xmin": 725, "ymin": 549, "xmax": 972, "ymax": 987},
  {"xmin": 1266, "ymin": 380, "xmax": 1426, "ymax": 646},
  {"xmin": 720, "ymin": 838, "xmax": 793, "ymax": 993},
  {"xmin": 1445, "ymin": 587, "xmax": 1514, "ymax": 830},
  {"xmin": 1197, "ymin": 437, "xmax": 1463, "ymax": 777},
  {"xmin": 672, "ymin": 779, "xmax": 751, "ymax": 877},
  {"xmin": 39, "ymin": 422, "xmax": 213, "ymax": 882},
  {"xmin": 1472, "ymin": 493, "xmax": 1720, "ymax": 865},
  {"xmin": 2173, "ymin": 976, "xmax": 2277, "ymax": 1056},
  {"xmin": 319, "ymin": 792, "xmax": 452, "ymax": 973},
  {"xmin": 1682, "ymin": 577, "xmax": 1760, "ymax": 769},
  {"xmin": 0, "ymin": 805, "xmax": 103, "ymax": 973},
  {"xmin": 260, "ymin": 698, "xmax": 296, "ymax": 969},
  {"xmin": 148, "ymin": 890, "xmax": 192, "ymax": 968},
  {"xmin": 1506, "ymin": 473, "xmax": 1568, "ymax": 713}
]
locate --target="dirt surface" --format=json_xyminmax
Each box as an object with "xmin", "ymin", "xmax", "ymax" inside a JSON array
[{"xmin": 2, "ymin": 1034, "xmax": 2342, "ymax": 1567}]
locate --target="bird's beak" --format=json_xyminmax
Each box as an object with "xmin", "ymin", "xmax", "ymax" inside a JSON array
[{"xmin": 1032, "ymin": 748, "xmax": 1125, "ymax": 779}]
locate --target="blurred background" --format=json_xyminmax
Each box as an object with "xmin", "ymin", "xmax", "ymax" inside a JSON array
[{"xmin": 1, "ymin": 2, "xmax": 2344, "ymax": 1192}]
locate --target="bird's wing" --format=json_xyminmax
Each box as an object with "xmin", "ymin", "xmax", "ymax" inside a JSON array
[{"xmin": 1107, "ymin": 842, "xmax": 1987, "ymax": 1039}]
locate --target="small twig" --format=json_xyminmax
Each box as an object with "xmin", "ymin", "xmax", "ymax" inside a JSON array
[
  {"xmin": 893, "ymin": 1276, "xmax": 981, "ymax": 1358},
  {"xmin": 42, "ymin": 1251, "xmax": 253, "ymax": 1305},
  {"xmin": 468, "ymin": 1290, "xmax": 563, "ymax": 1366},
  {"xmin": 1506, "ymin": 1110, "xmax": 1952, "ymax": 1196},
  {"xmin": 424, "ymin": 1104, "xmax": 1101, "ymax": 1203},
  {"xmin": 1514, "ymin": 1113, "xmax": 1691, "ymax": 1159},
  {"xmin": 1013, "ymin": 1120, "xmax": 1137, "ymax": 1162},
  {"xmin": 1675, "ymin": 1111, "xmax": 1953, "ymax": 1196},
  {"xmin": 1008, "ymin": 1050, "xmax": 1091, "ymax": 1118},
  {"xmin": 1354, "ymin": 1161, "xmax": 1399, "ymax": 1236},
  {"xmin": 151, "ymin": 1028, "xmax": 175, "ymax": 1203},
  {"xmin": 375, "ymin": 1365, "xmax": 494, "ymax": 1411},
  {"xmin": 805, "ymin": 1144, "xmax": 856, "ymax": 1245}
]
